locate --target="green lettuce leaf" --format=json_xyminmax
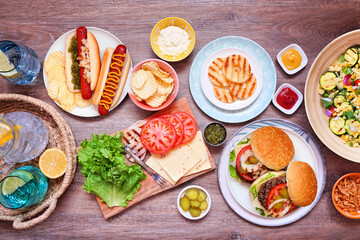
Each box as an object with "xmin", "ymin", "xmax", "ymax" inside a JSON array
[
  {"xmin": 78, "ymin": 133, "xmax": 146, "ymax": 208},
  {"xmin": 229, "ymin": 165, "xmax": 241, "ymax": 182},
  {"xmin": 229, "ymin": 150, "xmax": 236, "ymax": 162},
  {"xmin": 249, "ymin": 172, "xmax": 276, "ymax": 199}
]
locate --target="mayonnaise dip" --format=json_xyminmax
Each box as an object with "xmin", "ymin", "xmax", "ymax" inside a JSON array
[{"xmin": 158, "ymin": 26, "xmax": 190, "ymax": 56}]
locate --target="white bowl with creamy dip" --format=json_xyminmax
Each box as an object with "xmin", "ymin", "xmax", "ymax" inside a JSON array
[{"xmin": 151, "ymin": 17, "xmax": 196, "ymax": 62}]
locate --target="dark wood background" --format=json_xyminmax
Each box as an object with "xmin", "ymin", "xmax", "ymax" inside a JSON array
[{"xmin": 1, "ymin": 0, "xmax": 360, "ymax": 239}]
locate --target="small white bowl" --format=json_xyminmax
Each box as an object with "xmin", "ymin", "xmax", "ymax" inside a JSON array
[
  {"xmin": 177, "ymin": 185, "xmax": 211, "ymax": 220},
  {"xmin": 272, "ymin": 83, "xmax": 303, "ymax": 114},
  {"xmin": 277, "ymin": 44, "xmax": 308, "ymax": 75}
]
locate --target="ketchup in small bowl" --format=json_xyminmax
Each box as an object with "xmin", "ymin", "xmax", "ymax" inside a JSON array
[
  {"xmin": 276, "ymin": 87, "xmax": 298, "ymax": 110},
  {"xmin": 272, "ymin": 83, "xmax": 303, "ymax": 114}
]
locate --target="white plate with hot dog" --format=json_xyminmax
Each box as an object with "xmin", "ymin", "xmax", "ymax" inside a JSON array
[{"xmin": 43, "ymin": 27, "xmax": 133, "ymax": 117}]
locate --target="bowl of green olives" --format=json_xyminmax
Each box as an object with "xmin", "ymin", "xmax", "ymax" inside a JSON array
[{"xmin": 177, "ymin": 185, "xmax": 211, "ymax": 220}]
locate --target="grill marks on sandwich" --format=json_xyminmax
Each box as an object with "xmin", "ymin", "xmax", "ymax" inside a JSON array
[
  {"xmin": 207, "ymin": 54, "xmax": 257, "ymax": 104},
  {"xmin": 122, "ymin": 120, "xmax": 147, "ymax": 162}
]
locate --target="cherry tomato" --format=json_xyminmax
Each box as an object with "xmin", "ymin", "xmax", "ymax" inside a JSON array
[
  {"xmin": 328, "ymin": 106, "xmax": 336, "ymax": 117},
  {"xmin": 140, "ymin": 118, "xmax": 176, "ymax": 154},
  {"xmin": 355, "ymin": 79, "xmax": 360, "ymax": 86},
  {"xmin": 174, "ymin": 112, "xmax": 197, "ymax": 144},
  {"xmin": 160, "ymin": 114, "xmax": 184, "ymax": 147}
]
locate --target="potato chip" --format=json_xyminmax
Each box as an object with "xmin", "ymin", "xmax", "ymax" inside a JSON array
[
  {"xmin": 48, "ymin": 65, "xmax": 65, "ymax": 83},
  {"xmin": 44, "ymin": 51, "xmax": 65, "ymax": 73},
  {"xmin": 47, "ymin": 81, "xmax": 60, "ymax": 102},
  {"xmin": 58, "ymin": 84, "xmax": 76, "ymax": 112},
  {"xmin": 156, "ymin": 80, "xmax": 174, "ymax": 96},
  {"xmin": 75, "ymin": 93, "xmax": 92, "ymax": 108},
  {"xmin": 131, "ymin": 69, "xmax": 147, "ymax": 90},
  {"xmin": 142, "ymin": 61, "xmax": 173, "ymax": 84},
  {"xmin": 132, "ymin": 72, "xmax": 157, "ymax": 100},
  {"xmin": 145, "ymin": 93, "xmax": 167, "ymax": 107}
]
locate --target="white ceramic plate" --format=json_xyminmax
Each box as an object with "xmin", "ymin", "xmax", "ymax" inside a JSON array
[
  {"xmin": 177, "ymin": 185, "xmax": 211, "ymax": 220},
  {"xmin": 200, "ymin": 48, "xmax": 263, "ymax": 110},
  {"xmin": 218, "ymin": 119, "xmax": 326, "ymax": 226},
  {"xmin": 43, "ymin": 27, "xmax": 132, "ymax": 117}
]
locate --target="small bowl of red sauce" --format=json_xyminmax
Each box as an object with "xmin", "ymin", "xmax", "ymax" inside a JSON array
[{"xmin": 272, "ymin": 83, "xmax": 303, "ymax": 114}]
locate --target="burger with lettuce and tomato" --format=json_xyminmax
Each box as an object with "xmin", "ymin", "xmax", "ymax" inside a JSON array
[
  {"xmin": 249, "ymin": 161, "xmax": 318, "ymax": 217},
  {"xmin": 233, "ymin": 126, "xmax": 295, "ymax": 182}
]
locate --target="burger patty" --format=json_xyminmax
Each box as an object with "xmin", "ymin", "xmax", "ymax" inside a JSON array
[{"xmin": 258, "ymin": 176, "xmax": 286, "ymax": 209}]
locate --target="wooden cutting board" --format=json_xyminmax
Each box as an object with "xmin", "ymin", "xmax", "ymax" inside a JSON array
[{"xmin": 80, "ymin": 97, "xmax": 216, "ymax": 219}]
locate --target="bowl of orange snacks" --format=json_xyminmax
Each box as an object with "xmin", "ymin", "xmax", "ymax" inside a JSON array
[
  {"xmin": 332, "ymin": 173, "xmax": 360, "ymax": 219},
  {"xmin": 128, "ymin": 59, "xmax": 179, "ymax": 111}
]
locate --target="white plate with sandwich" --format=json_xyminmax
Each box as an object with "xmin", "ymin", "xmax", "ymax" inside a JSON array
[
  {"xmin": 43, "ymin": 27, "xmax": 132, "ymax": 117},
  {"xmin": 218, "ymin": 118, "xmax": 326, "ymax": 226}
]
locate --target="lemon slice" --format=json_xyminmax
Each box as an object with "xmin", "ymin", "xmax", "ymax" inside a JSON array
[
  {"xmin": 39, "ymin": 148, "xmax": 67, "ymax": 179},
  {"xmin": 0, "ymin": 123, "xmax": 22, "ymax": 147},
  {"xmin": 1, "ymin": 176, "xmax": 26, "ymax": 195}
]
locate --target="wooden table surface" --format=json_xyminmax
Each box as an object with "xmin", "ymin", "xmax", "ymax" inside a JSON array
[{"xmin": 1, "ymin": 0, "xmax": 360, "ymax": 239}]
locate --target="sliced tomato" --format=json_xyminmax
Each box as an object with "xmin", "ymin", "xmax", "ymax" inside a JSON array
[
  {"xmin": 235, "ymin": 145, "xmax": 255, "ymax": 182},
  {"xmin": 140, "ymin": 118, "xmax": 176, "ymax": 154},
  {"xmin": 160, "ymin": 114, "xmax": 184, "ymax": 147},
  {"xmin": 266, "ymin": 183, "xmax": 287, "ymax": 209},
  {"xmin": 174, "ymin": 112, "xmax": 197, "ymax": 144}
]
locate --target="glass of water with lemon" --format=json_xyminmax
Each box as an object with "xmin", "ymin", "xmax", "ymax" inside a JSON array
[
  {"xmin": 0, "ymin": 166, "xmax": 48, "ymax": 209},
  {"xmin": 0, "ymin": 40, "xmax": 40, "ymax": 85}
]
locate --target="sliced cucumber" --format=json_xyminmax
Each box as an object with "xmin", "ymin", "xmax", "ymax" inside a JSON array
[
  {"xmin": 340, "ymin": 102, "xmax": 353, "ymax": 112},
  {"xmin": 334, "ymin": 94, "xmax": 346, "ymax": 108},
  {"xmin": 330, "ymin": 117, "xmax": 346, "ymax": 135},
  {"xmin": 320, "ymin": 71, "xmax": 337, "ymax": 90},
  {"xmin": 345, "ymin": 119, "xmax": 360, "ymax": 136},
  {"xmin": 344, "ymin": 47, "xmax": 358, "ymax": 67}
]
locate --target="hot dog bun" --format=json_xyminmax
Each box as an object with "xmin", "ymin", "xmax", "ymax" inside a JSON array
[
  {"xmin": 64, "ymin": 31, "xmax": 100, "ymax": 93},
  {"xmin": 87, "ymin": 32, "xmax": 100, "ymax": 91},
  {"xmin": 65, "ymin": 32, "xmax": 80, "ymax": 93},
  {"xmin": 92, "ymin": 47, "xmax": 131, "ymax": 107}
]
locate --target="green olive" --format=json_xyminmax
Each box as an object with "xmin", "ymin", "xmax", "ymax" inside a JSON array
[
  {"xmin": 189, "ymin": 207, "xmax": 201, "ymax": 217},
  {"xmin": 197, "ymin": 190, "xmax": 207, "ymax": 202},
  {"xmin": 280, "ymin": 187, "xmax": 289, "ymax": 199},
  {"xmin": 273, "ymin": 202, "xmax": 284, "ymax": 210},
  {"xmin": 199, "ymin": 201, "xmax": 208, "ymax": 210},
  {"xmin": 190, "ymin": 200, "xmax": 201, "ymax": 208},
  {"xmin": 180, "ymin": 196, "xmax": 190, "ymax": 211},
  {"xmin": 185, "ymin": 189, "xmax": 199, "ymax": 200},
  {"xmin": 249, "ymin": 156, "xmax": 258, "ymax": 164}
]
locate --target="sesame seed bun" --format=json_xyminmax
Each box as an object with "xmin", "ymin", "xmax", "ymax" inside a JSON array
[
  {"xmin": 250, "ymin": 126, "xmax": 295, "ymax": 170},
  {"xmin": 286, "ymin": 161, "xmax": 318, "ymax": 207}
]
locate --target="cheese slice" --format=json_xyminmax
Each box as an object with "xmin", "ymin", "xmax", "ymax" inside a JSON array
[{"xmin": 146, "ymin": 131, "xmax": 209, "ymax": 184}]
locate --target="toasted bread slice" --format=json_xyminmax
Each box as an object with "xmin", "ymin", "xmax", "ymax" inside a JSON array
[
  {"xmin": 229, "ymin": 73, "xmax": 257, "ymax": 100},
  {"xmin": 208, "ymin": 57, "xmax": 229, "ymax": 87},
  {"xmin": 213, "ymin": 85, "xmax": 237, "ymax": 103},
  {"xmin": 223, "ymin": 54, "xmax": 251, "ymax": 83}
]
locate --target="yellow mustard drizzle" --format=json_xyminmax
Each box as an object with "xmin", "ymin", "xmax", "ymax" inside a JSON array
[{"xmin": 98, "ymin": 53, "xmax": 126, "ymax": 110}]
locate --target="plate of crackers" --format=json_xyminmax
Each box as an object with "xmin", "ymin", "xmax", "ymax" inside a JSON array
[
  {"xmin": 189, "ymin": 36, "xmax": 276, "ymax": 123},
  {"xmin": 43, "ymin": 27, "xmax": 132, "ymax": 117},
  {"xmin": 201, "ymin": 48, "xmax": 263, "ymax": 110}
]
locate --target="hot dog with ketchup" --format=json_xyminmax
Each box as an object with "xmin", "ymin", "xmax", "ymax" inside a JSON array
[
  {"xmin": 92, "ymin": 45, "xmax": 131, "ymax": 115},
  {"xmin": 65, "ymin": 26, "xmax": 100, "ymax": 99}
]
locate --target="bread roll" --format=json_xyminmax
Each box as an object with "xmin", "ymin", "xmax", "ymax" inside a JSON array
[
  {"xmin": 286, "ymin": 161, "xmax": 317, "ymax": 207},
  {"xmin": 87, "ymin": 32, "xmax": 100, "ymax": 91},
  {"xmin": 250, "ymin": 126, "xmax": 294, "ymax": 170}
]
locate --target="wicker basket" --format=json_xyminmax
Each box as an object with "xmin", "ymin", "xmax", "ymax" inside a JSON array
[{"xmin": 0, "ymin": 93, "xmax": 76, "ymax": 229}]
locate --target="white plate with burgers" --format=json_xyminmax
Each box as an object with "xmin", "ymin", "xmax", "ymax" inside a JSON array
[
  {"xmin": 43, "ymin": 27, "xmax": 132, "ymax": 117},
  {"xmin": 218, "ymin": 118, "xmax": 326, "ymax": 226}
]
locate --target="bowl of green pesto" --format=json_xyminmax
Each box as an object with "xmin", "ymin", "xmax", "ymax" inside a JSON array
[{"xmin": 203, "ymin": 122, "xmax": 227, "ymax": 146}]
